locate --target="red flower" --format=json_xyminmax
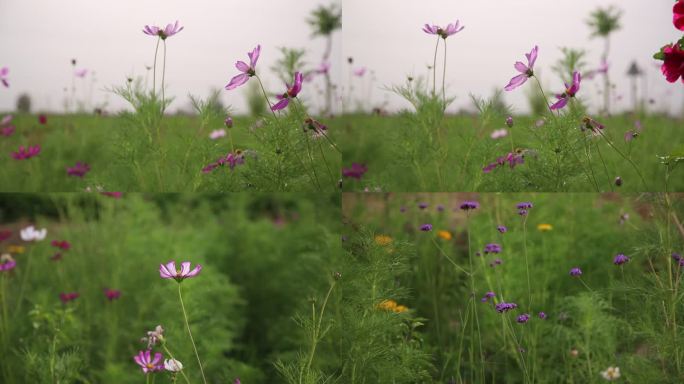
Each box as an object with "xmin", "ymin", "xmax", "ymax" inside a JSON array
[
  {"xmin": 38, "ymin": 114, "xmax": 47, "ymax": 125},
  {"xmin": 51, "ymin": 240, "xmax": 71, "ymax": 250},
  {"xmin": 675, "ymin": 0, "xmax": 684, "ymax": 31},
  {"xmin": 660, "ymin": 44, "xmax": 684, "ymax": 83}
]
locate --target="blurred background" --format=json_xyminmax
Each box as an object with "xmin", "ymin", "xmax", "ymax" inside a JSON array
[{"xmin": 0, "ymin": 0, "xmax": 342, "ymax": 115}]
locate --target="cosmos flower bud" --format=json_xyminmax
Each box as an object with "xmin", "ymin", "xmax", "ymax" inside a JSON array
[
  {"xmin": 225, "ymin": 116, "xmax": 233, "ymax": 128},
  {"xmin": 164, "ymin": 359, "xmax": 183, "ymax": 372},
  {"xmin": 614, "ymin": 176, "xmax": 622, "ymax": 187},
  {"xmin": 505, "ymin": 116, "xmax": 514, "ymax": 128}
]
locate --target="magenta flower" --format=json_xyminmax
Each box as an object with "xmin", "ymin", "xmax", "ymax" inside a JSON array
[
  {"xmin": 353, "ymin": 67, "xmax": 366, "ymax": 77},
  {"xmin": 51, "ymin": 240, "xmax": 71, "ymax": 250},
  {"xmin": 342, "ymin": 163, "xmax": 368, "ymax": 179},
  {"xmin": 225, "ymin": 45, "xmax": 261, "ymax": 90},
  {"xmin": 38, "ymin": 114, "xmax": 47, "ymax": 125},
  {"xmin": 504, "ymin": 46, "xmax": 538, "ymax": 91},
  {"xmin": 143, "ymin": 20, "xmax": 184, "ymax": 40},
  {"xmin": 134, "ymin": 350, "xmax": 164, "ymax": 373},
  {"xmin": 613, "ymin": 253, "xmax": 630, "ymax": 266},
  {"xmin": 482, "ymin": 152, "xmax": 524, "ymax": 173},
  {"xmin": 104, "ymin": 288, "xmax": 121, "ymax": 301},
  {"xmin": 569, "ymin": 267, "xmax": 582, "ymax": 277},
  {"xmin": 67, "ymin": 162, "xmax": 91, "ymax": 178},
  {"xmin": 59, "ymin": 292, "xmax": 79, "ymax": 303},
  {"xmin": 202, "ymin": 150, "xmax": 246, "ymax": 173},
  {"xmin": 550, "ymin": 71, "xmax": 581, "ymax": 110},
  {"xmin": 422, "ymin": 21, "xmax": 464, "ymax": 39},
  {"xmin": 0, "ymin": 254, "xmax": 16, "ymax": 272},
  {"xmin": 101, "ymin": 192, "xmax": 123, "ymax": 198},
  {"xmin": 1, "ymin": 126, "xmax": 14, "ymax": 137},
  {"xmin": 11, "ymin": 145, "xmax": 40, "ymax": 160},
  {"xmin": 225, "ymin": 116, "xmax": 234, "ymax": 128},
  {"xmin": 0, "ymin": 67, "xmax": 9, "ymax": 88},
  {"xmin": 159, "ymin": 261, "xmax": 202, "ymax": 282},
  {"xmin": 272, "ymin": 72, "xmax": 303, "ymax": 111}
]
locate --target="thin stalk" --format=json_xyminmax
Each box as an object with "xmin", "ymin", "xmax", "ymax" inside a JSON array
[
  {"xmin": 302, "ymin": 281, "xmax": 337, "ymax": 380},
  {"xmin": 522, "ymin": 216, "xmax": 532, "ymax": 311},
  {"xmin": 595, "ymin": 128, "xmax": 648, "ymax": 190},
  {"xmin": 162, "ymin": 39, "xmax": 167, "ymax": 110},
  {"xmin": 465, "ymin": 213, "xmax": 485, "ymax": 382},
  {"xmin": 442, "ymin": 40, "xmax": 447, "ymax": 106},
  {"xmin": 14, "ymin": 246, "xmax": 34, "ymax": 316},
  {"xmin": 177, "ymin": 283, "xmax": 207, "ymax": 384},
  {"xmin": 594, "ymin": 139, "xmax": 614, "ymax": 191},
  {"xmin": 152, "ymin": 37, "xmax": 160, "ymax": 98},
  {"xmin": 431, "ymin": 237, "xmax": 469, "ymax": 275},
  {"xmin": 432, "ymin": 36, "xmax": 440, "ymax": 96}
]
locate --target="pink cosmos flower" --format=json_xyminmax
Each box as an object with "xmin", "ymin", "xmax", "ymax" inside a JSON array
[
  {"xmin": 202, "ymin": 150, "xmax": 246, "ymax": 173},
  {"xmin": 38, "ymin": 114, "xmax": 47, "ymax": 125},
  {"xmin": 585, "ymin": 59, "xmax": 608, "ymax": 80},
  {"xmin": 0, "ymin": 67, "xmax": 9, "ymax": 88},
  {"xmin": 353, "ymin": 67, "xmax": 366, "ymax": 77},
  {"xmin": 342, "ymin": 163, "xmax": 368, "ymax": 179},
  {"xmin": 209, "ymin": 129, "xmax": 226, "ymax": 140},
  {"xmin": 304, "ymin": 118, "xmax": 328, "ymax": 138},
  {"xmin": 134, "ymin": 350, "xmax": 164, "ymax": 373},
  {"xmin": 143, "ymin": 21, "xmax": 184, "ymax": 40},
  {"xmin": 550, "ymin": 71, "xmax": 581, "ymax": 110},
  {"xmin": 0, "ymin": 254, "xmax": 16, "ymax": 272},
  {"xmin": 1, "ymin": 115, "xmax": 12, "ymax": 126},
  {"xmin": 272, "ymin": 72, "xmax": 303, "ymax": 111},
  {"xmin": 11, "ymin": 145, "xmax": 40, "ymax": 160},
  {"xmin": 59, "ymin": 292, "xmax": 79, "ymax": 303},
  {"xmin": 504, "ymin": 46, "xmax": 538, "ymax": 91},
  {"xmin": 225, "ymin": 45, "xmax": 261, "ymax": 90},
  {"xmin": 422, "ymin": 21, "xmax": 465, "ymax": 39},
  {"xmin": 675, "ymin": 0, "xmax": 684, "ymax": 31},
  {"xmin": 51, "ymin": 240, "xmax": 71, "ymax": 250},
  {"xmin": 490, "ymin": 129, "xmax": 508, "ymax": 139},
  {"xmin": 159, "ymin": 260, "xmax": 202, "ymax": 282},
  {"xmin": 104, "ymin": 288, "xmax": 121, "ymax": 301},
  {"xmin": 67, "ymin": 162, "xmax": 91, "ymax": 178},
  {"xmin": 659, "ymin": 43, "xmax": 684, "ymax": 83},
  {"xmin": 582, "ymin": 116, "xmax": 604, "ymax": 135},
  {"xmin": 482, "ymin": 152, "xmax": 525, "ymax": 173},
  {"xmin": 74, "ymin": 69, "xmax": 88, "ymax": 78},
  {"xmin": 1, "ymin": 126, "xmax": 14, "ymax": 137}
]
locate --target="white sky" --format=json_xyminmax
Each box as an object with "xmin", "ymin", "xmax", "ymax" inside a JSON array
[
  {"xmin": 0, "ymin": 0, "xmax": 341, "ymax": 114},
  {"xmin": 343, "ymin": 0, "xmax": 684, "ymax": 115},
  {"xmin": 0, "ymin": 0, "xmax": 682, "ymax": 115}
]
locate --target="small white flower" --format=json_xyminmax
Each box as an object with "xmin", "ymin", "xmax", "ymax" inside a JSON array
[
  {"xmin": 164, "ymin": 358, "xmax": 183, "ymax": 372},
  {"xmin": 209, "ymin": 129, "xmax": 226, "ymax": 140},
  {"xmin": 600, "ymin": 366, "xmax": 621, "ymax": 381},
  {"xmin": 20, "ymin": 225, "xmax": 47, "ymax": 241}
]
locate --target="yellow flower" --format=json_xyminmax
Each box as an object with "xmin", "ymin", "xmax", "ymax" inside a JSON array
[
  {"xmin": 437, "ymin": 230, "xmax": 452, "ymax": 240},
  {"xmin": 377, "ymin": 299, "xmax": 397, "ymax": 311},
  {"xmin": 6, "ymin": 245, "xmax": 25, "ymax": 254},
  {"xmin": 393, "ymin": 305, "xmax": 408, "ymax": 313},
  {"xmin": 374, "ymin": 235, "xmax": 393, "ymax": 246},
  {"xmin": 537, "ymin": 223, "xmax": 553, "ymax": 232}
]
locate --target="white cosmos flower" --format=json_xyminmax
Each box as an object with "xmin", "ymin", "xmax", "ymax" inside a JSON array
[
  {"xmin": 600, "ymin": 366, "xmax": 620, "ymax": 381},
  {"xmin": 20, "ymin": 225, "xmax": 47, "ymax": 241},
  {"xmin": 164, "ymin": 358, "xmax": 183, "ymax": 372}
]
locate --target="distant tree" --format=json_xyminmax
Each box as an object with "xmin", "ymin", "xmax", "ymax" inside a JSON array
[
  {"xmin": 271, "ymin": 47, "xmax": 308, "ymax": 84},
  {"xmin": 16, "ymin": 93, "xmax": 31, "ymax": 113},
  {"xmin": 587, "ymin": 6, "xmax": 622, "ymax": 115},
  {"xmin": 307, "ymin": 3, "xmax": 341, "ymax": 115},
  {"xmin": 552, "ymin": 47, "xmax": 588, "ymax": 85}
]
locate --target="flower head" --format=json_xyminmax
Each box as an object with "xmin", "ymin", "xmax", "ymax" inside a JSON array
[
  {"xmin": 422, "ymin": 21, "xmax": 465, "ymax": 39},
  {"xmin": 159, "ymin": 261, "xmax": 202, "ymax": 282},
  {"xmin": 657, "ymin": 43, "xmax": 684, "ymax": 83},
  {"xmin": 505, "ymin": 116, "xmax": 514, "ymax": 128},
  {"xmin": 420, "ymin": 224, "xmax": 433, "ymax": 232},
  {"xmin": 538, "ymin": 311, "xmax": 547, "ymax": 319},
  {"xmin": 164, "ymin": 359, "xmax": 183, "ymax": 372},
  {"xmin": 459, "ymin": 201, "xmax": 479, "ymax": 211},
  {"xmin": 675, "ymin": 0, "xmax": 684, "ymax": 31},
  {"xmin": 489, "ymin": 258, "xmax": 503, "ymax": 268},
  {"xmin": 537, "ymin": 223, "xmax": 553, "ymax": 232},
  {"xmin": 550, "ymin": 71, "xmax": 582, "ymax": 110},
  {"xmin": 74, "ymin": 69, "xmax": 88, "ymax": 78},
  {"xmin": 104, "ymin": 288, "xmax": 121, "ymax": 301},
  {"xmin": 67, "ymin": 162, "xmax": 91, "ymax": 178},
  {"xmin": 1, "ymin": 115, "xmax": 12, "ymax": 126},
  {"xmin": 613, "ymin": 253, "xmax": 630, "ymax": 266},
  {"xmin": 0, "ymin": 67, "xmax": 9, "ymax": 87},
  {"xmin": 209, "ymin": 129, "xmax": 226, "ymax": 140},
  {"xmin": 418, "ymin": 202, "xmax": 428, "ymax": 210},
  {"xmin": 490, "ymin": 128, "xmax": 508, "ymax": 139},
  {"xmin": 484, "ymin": 243, "xmax": 502, "ymax": 254},
  {"xmin": 224, "ymin": 116, "xmax": 233, "ymax": 128},
  {"xmin": 38, "ymin": 114, "xmax": 47, "ymax": 125},
  {"xmin": 134, "ymin": 350, "xmax": 164, "ymax": 373},
  {"xmin": 303, "ymin": 117, "xmax": 328, "ymax": 138},
  {"xmin": 504, "ymin": 46, "xmax": 538, "ymax": 91},
  {"xmin": 497, "ymin": 225, "xmax": 507, "ymax": 233},
  {"xmin": 202, "ymin": 150, "xmax": 246, "ymax": 173},
  {"xmin": 374, "ymin": 235, "xmax": 392, "ymax": 246},
  {"xmin": 569, "ymin": 267, "xmax": 582, "ymax": 277},
  {"xmin": 272, "ymin": 72, "xmax": 303, "ymax": 111},
  {"xmin": 582, "ymin": 116, "xmax": 605, "ymax": 135},
  {"xmin": 353, "ymin": 67, "xmax": 366, "ymax": 77},
  {"xmin": 11, "ymin": 145, "xmax": 41, "ymax": 160},
  {"xmin": 1, "ymin": 126, "xmax": 14, "ymax": 137},
  {"xmin": 495, "ymin": 302, "xmax": 518, "ymax": 313},
  {"xmin": 143, "ymin": 20, "xmax": 184, "ymax": 40},
  {"xmin": 226, "ymin": 45, "xmax": 261, "ymax": 90},
  {"xmin": 20, "ymin": 225, "xmax": 47, "ymax": 241},
  {"xmin": 600, "ymin": 366, "xmax": 621, "ymax": 381},
  {"xmin": 141, "ymin": 325, "xmax": 165, "ymax": 349},
  {"xmin": 51, "ymin": 240, "xmax": 71, "ymax": 250},
  {"xmin": 0, "ymin": 254, "xmax": 16, "ymax": 272},
  {"xmin": 481, "ymin": 291, "xmax": 496, "ymax": 302},
  {"xmin": 482, "ymin": 151, "xmax": 524, "ymax": 173},
  {"xmin": 437, "ymin": 230, "xmax": 452, "ymax": 240},
  {"xmin": 517, "ymin": 313, "xmax": 530, "ymax": 323},
  {"xmin": 342, "ymin": 163, "xmax": 368, "ymax": 179},
  {"xmin": 59, "ymin": 292, "xmax": 79, "ymax": 303}
]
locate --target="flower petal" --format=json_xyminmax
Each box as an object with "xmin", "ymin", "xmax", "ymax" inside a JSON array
[
  {"xmin": 514, "ymin": 61, "xmax": 528, "ymax": 73},
  {"xmin": 504, "ymin": 74, "xmax": 528, "ymax": 91},
  {"xmin": 186, "ymin": 264, "xmax": 202, "ymax": 277},
  {"xmin": 271, "ymin": 98, "xmax": 289, "ymax": 111},
  {"xmin": 225, "ymin": 73, "xmax": 249, "ymax": 90},
  {"xmin": 235, "ymin": 61, "xmax": 250, "ymax": 73}
]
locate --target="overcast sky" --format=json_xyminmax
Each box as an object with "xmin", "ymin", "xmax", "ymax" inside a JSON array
[
  {"xmin": 343, "ymin": 0, "xmax": 684, "ymax": 115},
  {"xmin": 0, "ymin": 0, "xmax": 341, "ymax": 114},
  {"xmin": 0, "ymin": 0, "xmax": 682, "ymax": 115}
]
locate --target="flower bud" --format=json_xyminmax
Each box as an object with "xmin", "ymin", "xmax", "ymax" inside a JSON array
[
  {"xmin": 505, "ymin": 116, "xmax": 514, "ymax": 128},
  {"xmin": 225, "ymin": 116, "xmax": 233, "ymax": 128}
]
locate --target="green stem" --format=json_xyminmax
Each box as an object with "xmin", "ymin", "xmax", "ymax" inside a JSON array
[
  {"xmin": 152, "ymin": 37, "xmax": 160, "ymax": 99},
  {"xmin": 431, "ymin": 237, "xmax": 469, "ymax": 275},
  {"xmin": 522, "ymin": 216, "xmax": 531, "ymax": 311},
  {"xmin": 595, "ymin": 129, "xmax": 648, "ymax": 190},
  {"xmin": 594, "ymin": 139, "xmax": 614, "ymax": 191},
  {"xmin": 177, "ymin": 283, "xmax": 207, "ymax": 384},
  {"xmin": 442, "ymin": 40, "xmax": 447, "ymax": 107},
  {"xmin": 432, "ymin": 36, "xmax": 439, "ymax": 96},
  {"xmin": 302, "ymin": 281, "xmax": 336, "ymax": 380},
  {"xmin": 162, "ymin": 343, "xmax": 191, "ymax": 384},
  {"xmin": 162, "ymin": 39, "xmax": 167, "ymax": 111}
]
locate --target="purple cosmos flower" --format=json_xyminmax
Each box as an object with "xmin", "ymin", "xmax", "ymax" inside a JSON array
[
  {"xmin": 0, "ymin": 254, "xmax": 16, "ymax": 272},
  {"xmin": 538, "ymin": 311, "xmax": 547, "ymax": 319},
  {"xmin": 420, "ymin": 224, "xmax": 433, "ymax": 232},
  {"xmin": 225, "ymin": 116, "xmax": 233, "ymax": 128},
  {"xmin": 624, "ymin": 130, "xmax": 638, "ymax": 142},
  {"xmin": 59, "ymin": 292, "xmax": 79, "ymax": 303},
  {"xmin": 460, "ymin": 201, "xmax": 479, "ymax": 211},
  {"xmin": 497, "ymin": 225, "xmax": 507, "ymax": 233},
  {"xmin": 422, "ymin": 21, "xmax": 465, "ymax": 39},
  {"xmin": 517, "ymin": 313, "xmax": 530, "ymax": 323},
  {"xmin": 159, "ymin": 261, "xmax": 202, "ymax": 282},
  {"xmin": 104, "ymin": 288, "xmax": 121, "ymax": 301},
  {"xmin": 504, "ymin": 46, "xmax": 538, "ymax": 91},
  {"xmin": 51, "ymin": 240, "xmax": 71, "ymax": 250},
  {"xmin": 342, "ymin": 163, "xmax": 368, "ymax": 179},
  {"xmin": 481, "ymin": 291, "xmax": 496, "ymax": 302},
  {"xmin": 134, "ymin": 350, "xmax": 164, "ymax": 373},
  {"xmin": 67, "ymin": 162, "xmax": 91, "ymax": 178},
  {"xmin": 272, "ymin": 72, "xmax": 303, "ymax": 111},
  {"xmin": 550, "ymin": 71, "xmax": 581, "ymax": 110},
  {"xmin": 0, "ymin": 67, "xmax": 9, "ymax": 88},
  {"xmin": 418, "ymin": 202, "xmax": 428, "ymax": 210},
  {"xmin": 613, "ymin": 253, "xmax": 630, "ymax": 266},
  {"xmin": 316, "ymin": 61, "xmax": 330, "ymax": 75},
  {"xmin": 11, "ymin": 145, "xmax": 40, "ymax": 160},
  {"xmin": 143, "ymin": 20, "xmax": 184, "ymax": 40},
  {"xmin": 495, "ymin": 302, "xmax": 518, "ymax": 313},
  {"xmin": 585, "ymin": 59, "xmax": 608, "ymax": 80},
  {"xmin": 505, "ymin": 116, "xmax": 514, "ymax": 128},
  {"xmin": 569, "ymin": 267, "xmax": 582, "ymax": 277},
  {"xmin": 226, "ymin": 45, "xmax": 261, "ymax": 90},
  {"xmin": 484, "ymin": 243, "xmax": 502, "ymax": 254},
  {"xmin": 483, "ymin": 152, "xmax": 524, "ymax": 173}
]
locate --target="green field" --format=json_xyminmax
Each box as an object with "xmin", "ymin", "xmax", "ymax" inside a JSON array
[{"xmin": 339, "ymin": 113, "xmax": 684, "ymax": 192}]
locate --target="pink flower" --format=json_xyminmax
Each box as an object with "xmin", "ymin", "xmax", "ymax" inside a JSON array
[
  {"xmin": 67, "ymin": 162, "xmax": 91, "ymax": 178},
  {"xmin": 482, "ymin": 152, "xmax": 525, "ymax": 173},
  {"xmin": 550, "ymin": 71, "xmax": 581, "ymax": 110},
  {"xmin": 1, "ymin": 115, "xmax": 12, "ymax": 126},
  {"xmin": 585, "ymin": 59, "xmax": 608, "ymax": 80},
  {"xmin": 0, "ymin": 67, "xmax": 9, "ymax": 88},
  {"xmin": 159, "ymin": 261, "xmax": 202, "ymax": 282},
  {"xmin": 0, "ymin": 254, "xmax": 16, "ymax": 272},
  {"xmin": 582, "ymin": 116, "xmax": 604, "ymax": 135},
  {"xmin": 316, "ymin": 61, "xmax": 330, "ymax": 74},
  {"xmin": 74, "ymin": 69, "xmax": 88, "ymax": 78},
  {"xmin": 272, "ymin": 72, "xmax": 303, "ymax": 111},
  {"xmin": 504, "ymin": 46, "xmax": 538, "ymax": 91},
  {"xmin": 353, "ymin": 67, "xmax": 366, "ymax": 77},
  {"xmin": 202, "ymin": 150, "xmax": 246, "ymax": 173},
  {"xmin": 209, "ymin": 129, "xmax": 226, "ymax": 140},
  {"xmin": 134, "ymin": 350, "xmax": 164, "ymax": 373},
  {"xmin": 342, "ymin": 163, "xmax": 368, "ymax": 179},
  {"xmin": 38, "ymin": 114, "xmax": 47, "ymax": 125},
  {"xmin": 143, "ymin": 21, "xmax": 184, "ymax": 40},
  {"xmin": 422, "ymin": 21, "xmax": 465, "ymax": 39},
  {"xmin": 104, "ymin": 288, "xmax": 121, "ymax": 301},
  {"xmin": 59, "ymin": 292, "xmax": 79, "ymax": 303},
  {"xmin": 225, "ymin": 45, "xmax": 261, "ymax": 90},
  {"xmin": 490, "ymin": 129, "xmax": 508, "ymax": 139},
  {"xmin": 675, "ymin": 0, "xmax": 684, "ymax": 31},
  {"xmin": 51, "ymin": 240, "xmax": 71, "ymax": 250},
  {"xmin": 659, "ymin": 43, "xmax": 684, "ymax": 83},
  {"xmin": 1, "ymin": 126, "xmax": 14, "ymax": 137},
  {"xmin": 11, "ymin": 145, "xmax": 40, "ymax": 160}
]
